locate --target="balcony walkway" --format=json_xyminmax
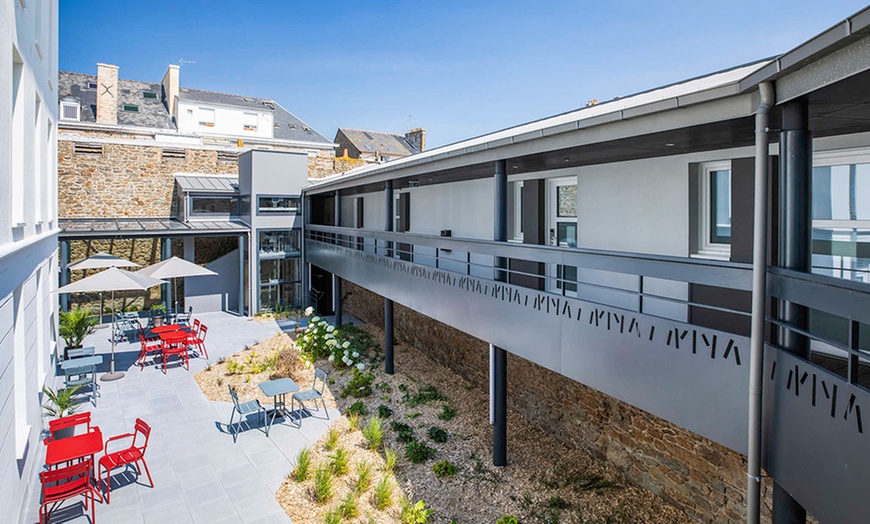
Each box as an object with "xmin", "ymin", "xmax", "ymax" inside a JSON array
[{"xmin": 22, "ymin": 312, "xmax": 337, "ymax": 524}]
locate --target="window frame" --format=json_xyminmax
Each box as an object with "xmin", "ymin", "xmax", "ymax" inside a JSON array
[
  {"xmin": 243, "ymin": 112, "xmax": 258, "ymax": 132},
  {"xmin": 59, "ymin": 99, "xmax": 80, "ymax": 122},
  {"xmin": 257, "ymin": 195, "xmax": 301, "ymax": 215},
  {"xmin": 695, "ymin": 160, "xmax": 732, "ymax": 260},
  {"xmin": 198, "ymin": 107, "xmax": 215, "ymax": 127}
]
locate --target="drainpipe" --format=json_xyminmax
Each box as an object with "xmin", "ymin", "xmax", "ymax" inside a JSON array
[{"xmin": 747, "ymin": 81, "xmax": 774, "ymax": 524}]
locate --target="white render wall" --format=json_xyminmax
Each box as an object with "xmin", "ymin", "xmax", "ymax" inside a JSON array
[
  {"xmin": 176, "ymin": 100, "xmax": 274, "ymax": 140},
  {"xmin": 0, "ymin": 1, "xmax": 58, "ymax": 522}
]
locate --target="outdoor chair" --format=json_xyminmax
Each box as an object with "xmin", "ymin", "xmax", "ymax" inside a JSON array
[
  {"xmin": 189, "ymin": 324, "xmax": 208, "ymax": 359},
  {"xmin": 161, "ymin": 337, "xmax": 189, "ymax": 374},
  {"xmin": 66, "ymin": 347, "xmax": 95, "ymax": 359},
  {"xmin": 39, "ymin": 458, "xmax": 100, "ymax": 524},
  {"xmin": 45, "ymin": 412, "xmax": 92, "ymax": 443},
  {"xmin": 176, "ymin": 306, "xmax": 193, "ymax": 326},
  {"xmin": 64, "ymin": 361, "xmax": 98, "ymax": 407},
  {"xmin": 138, "ymin": 333, "xmax": 162, "ymax": 371},
  {"xmin": 290, "ymin": 368, "xmax": 329, "ymax": 423},
  {"xmin": 228, "ymin": 385, "xmax": 266, "ymax": 443},
  {"xmin": 99, "ymin": 418, "xmax": 154, "ymax": 504},
  {"xmin": 113, "ymin": 312, "xmax": 138, "ymax": 343}
]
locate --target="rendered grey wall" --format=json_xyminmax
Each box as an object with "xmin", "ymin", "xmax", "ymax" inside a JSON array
[{"xmin": 185, "ymin": 248, "xmax": 240, "ymax": 313}]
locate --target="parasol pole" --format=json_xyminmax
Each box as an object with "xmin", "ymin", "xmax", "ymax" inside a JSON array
[{"xmin": 101, "ymin": 288, "xmax": 125, "ymax": 381}]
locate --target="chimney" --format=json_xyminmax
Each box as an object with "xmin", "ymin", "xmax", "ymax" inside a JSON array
[
  {"xmin": 162, "ymin": 64, "xmax": 180, "ymax": 118},
  {"xmin": 405, "ymin": 128, "xmax": 425, "ymax": 153},
  {"xmin": 95, "ymin": 63, "xmax": 118, "ymax": 125}
]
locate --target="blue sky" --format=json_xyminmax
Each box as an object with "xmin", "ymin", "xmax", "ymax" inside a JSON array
[{"xmin": 60, "ymin": 0, "xmax": 869, "ymax": 148}]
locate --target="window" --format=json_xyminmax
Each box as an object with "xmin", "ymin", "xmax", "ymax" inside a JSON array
[
  {"xmin": 88, "ymin": 82, "xmax": 97, "ymax": 89},
  {"xmin": 258, "ymin": 196, "xmax": 300, "ymax": 214},
  {"xmin": 508, "ymin": 181, "xmax": 524, "ymax": 241},
  {"xmin": 123, "ymin": 104, "xmax": 138, "ymax": 112},
  {"xmin": 243, "ymin": 113, "xmax": 258, "ymax": 131},
  {"xmin": 59, "ymin": 99, "xmax": 80, "ymax": 121},
  {"xmin": 696, "ymin": 161, "xmax": 732, "ymax": 258},
  {"xmin": 198, "ymin": 107, "xmax": 215, "ymax": 127},
  {"xmin": 190, "ymin": 196, "xmax": 238, "ymax": 215},
  {"xmin": 259, "ymin": 230, "xmax": 301, "ymax": 257},
  {"xmin": 142, "ymin": 91, "xmax": 157, "ymax": 99}
]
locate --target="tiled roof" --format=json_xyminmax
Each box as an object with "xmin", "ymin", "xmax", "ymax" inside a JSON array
[{"xmin": 338, "ymin": 128, "xmax": 419, "ymax": 157}]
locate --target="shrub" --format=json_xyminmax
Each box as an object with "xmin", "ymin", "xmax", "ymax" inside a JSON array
[
  {"xmin": 373, "ymin": 476, "xmax": 393, "ymax": 510},
  {"xmin": 328, "ymin": 447, "xmax": 350, "ymax": 476},
  {"xmin": 225, "ymin": 359, "xmax": 243, "ymax": 375},
  {"xmin": 437, "ymin": 405, "xmax": 457, "ymax": 421},
  {"xmin": 313, "ymin": 464, "xmax": 333, "ymax": 504},
  {"xmin": 432, "ymin": 459, "xmax": 458, "ymax": 478},
  {"xmin": 342, "ymin": 369, "xmax": 375, "ymax": 398},
  {"xmin": 496, "ymin": 516, "xmax": 520, "ymax": 524},
  {"xmin": 322, "ymin": 508, "xmax": 341, "ymax": 524},
  {"xmin": 290, "ymin": 446, "xmax": 311, "ymax": 482},
  {"xmin": 405, "ymin": 440, "xmax": 435, "ymax": 464},
  {"xmin": 275, "ymin": 344, "xmax": 305, "ymax": 380},
  {"xmin": 324, "ymin": 428, "xmax": 339, "ymax": 451},
  {"xmin": 354, "ymin": 460, "xmax": 373, "ymax": 493},
  {"xmin": 405, "ymin": 412, "xmax": 421, "ymax": 419},
  {"xmin": 384, "ymin": 447, "xmax": 398, "ymax": 473},
  {"xmin": 337, "ymin": 491, "xmax": 359, "ymax": 519},
  {"xmin": 347, "ymin": 401, "xmax": 367, "ymax": 417},
  {"xmin": 427, "ymin": 426, "xmax": 448, "ymax": 443},
  {"xmin": 401, "ymin": 499, "xmax": 433, "ymax": 524},
  {"xmin": 402, "ymin": 385, "xmax": 448, "ymax": 407},
  {"xmin": 362, "ymin": 417, "xmax": 383, "ymax": 452},
  {"xmin": 390, "ymin": 421, "xmax": 415, "ymax": 444},
  {"xmin": 348, "ymin": 413, "xmax": 360, "ymax": 431},
  {"xmin": 59, "ymin": 306, "xmax": 97, "ymax": 349},
  {"xmin": 377, "ymin": 404, "xmax": 393, "ymax": 419}
]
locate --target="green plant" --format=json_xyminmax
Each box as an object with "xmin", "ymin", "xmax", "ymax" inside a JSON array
[
  {"xmin": 405, "ymin": 412, "xmax": 421, "ymax": 419},
  {"xmin": 328, "ymin": 447, "xmax": 350, "ymax": 476},
  {"xmin": 402, "ymin": 384, "xmax": 448, "ymax": 407},
  {"xmin": 291, "ymin": 446, "xmax": 311, "ymax": 482},
  {"xmin": 496, "ymin": 516, "xmax": 520, "ymax": 524},
  {"xmin": 405, "ymin": 440, "xmax": 435, "ymax": 464},
  {"xmin": 225, "ymin": 359, "xmax": 243, "ymax": 375},
  {"xmin": 150, "ymin": 303, "xmax": 167, "ymax": 315},
  {"xmin": 401, "ymin": 499, "xmax": 433, "ymax": 524},
  {"xmin": 324, "ymin": 428, "xmax": 340, "ymax": 451},
  {"xmin": 348, "ymin": 413, "xmax": 360, "ymax": 431},
  {"xmin": 432, "ymin": 459, "xmax": 458, "ymax": 478},
  {"xmin": 323, "ymin": 508, "xmax": 341, "ymax": 524},
  {"xmin": 384, "ymin": 447, "xmax": 398, "ymax": 473},
  {"xmin": 375, "ymin": 382, "xmax": 392, "ymax": 393},
  {"xmin": 547, "ymin": 496, "xmax": 570, "ymax": 510},
  {"xmin": 59, "ymin": 306, "xmax": 97, "ymax": 349},
  {"xmin": 354, "ymin": 460, "xmax": 373, "ymax": 493},
  {"xmin": 373, "ymin": 476, "xmax": 393, "ymax": 510},
  {"xmin": 376, "ymin": 405, "xmax": 393, "ymax": 419},
  {"xmin": 337, "ymin": 491, "xmax": 359, "ymax": 519},
  {"xmin": 347, "ymin": 401, "xmax": 367, "ymax": 417},
  {"xmin": 342, "ymin": 369, "xmax": 375, "ymax": 398},
  {"xmin": 390, "ymin": 421, "xmax": 415, "ymax": 443},
  {"xmin": 313, "ymin": 464, "xmax": 333, "ymax": 504},
  {"xmin": 438, "ymin": 405, "xmax": 457, "ymax": 421},
  {"xmin": 427, "ymin": 426, "xmax": 448, "ymax": 443},
  {"xmin": 42, "ymin": 385, "xmax": 82, "ymax": 418},
  {"xmin": 361, "ymin": 417, "xmax": 383, "ymax": 452}
]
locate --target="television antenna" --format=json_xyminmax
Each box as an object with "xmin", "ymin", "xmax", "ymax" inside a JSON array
[{"xmin": 178, "ymin": 58, "xmax": 196, "ymax": 67}]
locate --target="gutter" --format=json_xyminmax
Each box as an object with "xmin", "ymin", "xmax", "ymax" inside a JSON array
[{"xmin": 746, "ymin": 80, "xmax": 774, "ymax": 524}]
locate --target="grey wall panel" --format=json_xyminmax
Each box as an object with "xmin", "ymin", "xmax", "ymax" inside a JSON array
[{"xmin": 185, "ymin": 248, "xmax": 239, "ymax": 313}]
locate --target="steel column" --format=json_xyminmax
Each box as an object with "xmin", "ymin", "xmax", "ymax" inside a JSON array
[
  {"xmin": 493, "ymin": 159, "xmax": 508, "ymax": 467},
  {"xmin": 60, "ymin": 240, "xmax": 70, "ymax": 312},
  {"xmin": 334, "ymin": 190, "xmax": 342, "ymax": 326},
  {"xmin": 161, "ymin": 237, "xmax": 172, "ymax": 311},
  {"xmin": 385, "ymin": 180, "xmax": 395, "ymax": 374},
  {"xmin": 238, "ymin": 234, "xmax": 245, "ymax": 316},
  {"xmin": 773, "ymin": 98, "xmax": 810, "ymax": 524}
]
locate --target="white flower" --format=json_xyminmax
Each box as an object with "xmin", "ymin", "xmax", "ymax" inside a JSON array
[
  {"xmin": 319, "ymin": 321, "xmax": 327, "ymax": 327},
  {"xmin": 326, "ymin": 325, "xmax": 335, "ymax": 333},
  {"xmin": 352, "ymin": 351, "xmax": 359, "ymax": 358},
  {"xmin": 327, "ymin": 339, "xmax": 337, "ymax": 347},
  {"xmin": 304, "ymin": 306, "xmax": 314, "ymax": 316},
  {"xmin": 342, "ymin": 341, "xmax": 350, "ymax": 349},
  {"xmin": 328, "ymin": 355, "xmax": 334, "ymax": 362},
  {"xmin": 312, "ymin": 316, "xmax": 321, "ymax": 323},
  {"xmin": 342, "ymin": 356, "xmax": 349, "ymax": 364},
  {"xmin": 356, "ymin": 363, "xmax": 365, "ymax": 371}
]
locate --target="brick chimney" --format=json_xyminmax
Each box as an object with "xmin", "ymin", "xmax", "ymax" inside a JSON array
[
  {"xmin": 405, "ymin": 128, "xmax": 426, "ymax": 153},
  {"xmin": 162, "ymin": 64, "xmax": 180, "ymax": 118},
  {"xmin": 95, "ymin": 63, "xmax": 118, "ymax": 125}
]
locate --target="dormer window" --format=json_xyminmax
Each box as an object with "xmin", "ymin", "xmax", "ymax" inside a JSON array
[
  {"xmin": 59, "ymin": 96, "xmax": 81, "ymax": 121},
  {"xmin": 243, "ymin": 112, "xmax": 258, "ymax": 132}
]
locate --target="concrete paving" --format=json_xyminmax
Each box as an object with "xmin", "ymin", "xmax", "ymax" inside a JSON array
[{"xmin": 22, "ymin": 312, "xmax": 337, "ymax": 524}]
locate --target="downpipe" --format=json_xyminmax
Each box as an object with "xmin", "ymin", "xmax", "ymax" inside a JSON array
[{"xmin": 747, "ymin": 81, "xmax": 774, "ymax": 524}]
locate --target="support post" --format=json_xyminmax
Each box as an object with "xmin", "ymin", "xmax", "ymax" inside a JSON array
[
  {"xmin": 773, "ymin": 98, "xmax": 810, "ymax": 524},
  {"xmin": 334, "ymin": 190, "xmax": 342, "ymax": 326},
  {"xmin": 493, "ymin": 159, "xmax": 508, "ymax": 467},
  {"xmin": 238, "ymin": 234, "xmax": 245, "ymax": 316},
  {"xmin": 161, "ymin": 238, "xmax": 172, "ymax": 311},
  {"xmin": 384, "ymin": 180, "xmax": 395, "ymax": 374},
  {"xmin": 60, "ymin": 240, "xmax": 70, "ymax": 312}
]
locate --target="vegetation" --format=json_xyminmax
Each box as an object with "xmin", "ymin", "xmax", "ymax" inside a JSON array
[
  {"xmin": 42, "ymin": 385, "xmax": 82, "ymax": 418},
  {"xmin": 384, "ymin": 447, "xmax": 398, "ymax": 474},
  {"xmin": 402, "ymin": 384, "xmax": 448, "ymax": 407},
  {"xmin": 432, "ymin": 459, "xmax": 458, "ymax": 478},
  {"xmin": 347, "ymin": 401, "xmax": 367, "ymax": 417},
  {"xmin": 376, "ymin": 404, "xmax": 393, "ymax": 419},
  {"xmin": 405, "ymin": 440, "xmax": 436, "ymax": 464},
  {"xmin": 59, "ymin": 306, "xmax": 97, "ymax": 349},
  {"xmin": 373, "ymin": 476, "xmax": 394, "ymax": 510},
  {"xmin": 348, "ymin": 413, "xmax": 360, "ymax": 431},
  {"xmin": 336, "ymin": 492, "xmax": 359, "ymax": 519},
  {"xmin": 427, "ymin": 426, "xmax": 448, "ymax": 443},
  {"xmin": 328, "ymin": 447, "xmax": 350, "ymax": 476},
  {"xmin": 496, "ymin": 516, "xmax": 520, "ymax": 524},
  {"xmin": 290, "ymin": 446, "xmax": 311, "ymax": 482},
  {"xmin": 401, "ymin": 499, "xmax": 433, "ymax": 524},
  {"xmin": 437, "ymin": 405, "xmax": 457, "ymax": 421},
  {"xmin": 361, "ymin": 417, "xmax": 384, "ymax": 452},
  {"xmin": 324, "ymin": 428, "xmax": 339, "ymax": 451},
  {"xmin": 390, "ymin": 421, "xmax": 415, "ymax": 444},
  {"xmin": 353, "ymin": 460, "xmax": 373, "ymax": 494},
  {"xmin": 313, "ymin": 464, "xmax": 333, "ymax": 504},
  {"xmin": 342, "ymin": 369, "xmax": 375, "ymax": 398}
]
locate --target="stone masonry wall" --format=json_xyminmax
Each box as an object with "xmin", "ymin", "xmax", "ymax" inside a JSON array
[{"xmin": 341, "ymin": 280, "xmax": 773, "ymax": 523}]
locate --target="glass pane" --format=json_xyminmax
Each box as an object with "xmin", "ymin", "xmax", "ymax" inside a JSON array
[
  {"xmin": 191, "ymin": 197, "xmax": 237, "ymax": 214},
  {"xmin": 710, "ymin": 169, "xmax": 731, "ymax": 243},
  {"xmin": 813, "ymin": 163, "xmax": 870, "ymax": 220},
  {"xmin": 259, "ymin": 258, "xmax": 301, "ymax": 284},
  {"xmin": 557, "ymin": 184, "xmax": 577, "ymax": 218},
  {"xmin": 258, "ymin": 196, "xmax": 300, "ymax": 214},
  {"xmin": 258, "ymin": 230, "xmax": 301, "ymax": 256},
  {"xmin": 259, "ymin": 282, "xmax": 302, "ymax": 312},
  {"xmin": 557, "ymin": 222, "xmax": 577, "ymax": 248},
  {"xmin": 812, "ymin": 228, "xmax": 870, "ymax": 283}
]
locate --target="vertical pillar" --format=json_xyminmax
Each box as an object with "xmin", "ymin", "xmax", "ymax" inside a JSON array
[
  {"xmin": 161, "ymin": 238, "xmax": 172, "ymax": 311},
  {"xmin": 384, "ymin": 180, "xmax": 395, "ymax": 374},
  {"xmin": 60, "ymin": 240, "xmax": 70, "ymax": 312},
  {"xmin": 773, "ymin": 99, "xmax": 810, "ymax": 524},
  {"xmin": 183, "ymin": 237, "xmax": 194, "ymax": 313},
  {"xmin": 238, "ymin": 234, "xmax": 245, "ymax": 316},
  {"xmin": 334, "ymin": 190, "xmax": 342, "ymax": 326},
  {"xmin": 493, "ymin": 159, "xmax": 508, "ymax": 467}
]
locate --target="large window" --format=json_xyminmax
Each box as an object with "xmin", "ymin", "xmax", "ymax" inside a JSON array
[
  {"xmin": 190, "ymin": 196, "xmax": 238, "ymax": 215},
  {"xmin": 258, "ymin": 196, "xmax": 300, "ymax": 214},
  {"xmin": 695, "ymin": 161, "xmax": 732, "ymax": 258},
  {"xmin": 259, "ymin": 258, "xmax": 302, "ymax": 311},
  {"xmin": 259, "ymin": 230, "xmax": 301, "ymax": 257}
]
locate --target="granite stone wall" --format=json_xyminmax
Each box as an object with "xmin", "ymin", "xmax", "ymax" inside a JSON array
[{"xmin": 341, "ymin": 280, "xmax": 772, "ymax": 523}]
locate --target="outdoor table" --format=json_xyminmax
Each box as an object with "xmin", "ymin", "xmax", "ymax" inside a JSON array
[
  {"xmin": 45, "ymin": 426, "xmax": 103, "ymax": 467},
  {"xmin": 150, "ymin": 324, "xmax": 183, "ymax": 334},
  {"xmin": 258, "ymin": 378, "xmax": 300, "ymax": 435},
  {"xmin": 60, "ymin": 355, "xmax": 103, "ymax": 370}
]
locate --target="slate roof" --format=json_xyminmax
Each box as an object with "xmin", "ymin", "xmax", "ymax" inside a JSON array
[
  {"xmin": 337, "ymin": 128, "xmax": 419, "ymax": 157},
  {"xmin": 57, "ymin": 70, "xmax": 332, "ymax": 145},
  {"xmin": 175, "ymin": 174, "xmax": 238, "ymax": 193}
]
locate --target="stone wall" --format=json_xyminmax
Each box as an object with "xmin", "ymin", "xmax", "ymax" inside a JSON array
[
  {"xmin": 341, "ymin": 280, "xmax": 772, "ymax": 523},
  {"xmin": 333, "ymin": 154, "xmax": 370, "ymax": 175}
]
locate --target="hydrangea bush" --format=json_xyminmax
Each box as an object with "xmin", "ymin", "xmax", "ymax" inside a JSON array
[{"xmin": 295, "ymin": 307, "xmax": 365, "ymax": 371}]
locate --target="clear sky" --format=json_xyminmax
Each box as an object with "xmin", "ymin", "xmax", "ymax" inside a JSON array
[{"xmin": 59, "ymin": 0, "xmax": 869, "ymax": 149}]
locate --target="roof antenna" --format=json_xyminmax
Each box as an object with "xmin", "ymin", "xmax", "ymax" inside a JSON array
[{"xmin": 178, "ymin": 58, "xmax": 196, "ymax": 67}]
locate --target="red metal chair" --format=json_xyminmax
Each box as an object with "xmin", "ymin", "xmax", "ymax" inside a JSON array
[
  {"xmin": 39, "ymin": 458, "xmax": 99, "ymax": 524},
  {"xmin": 45, "ymin": 412, "xmax": 92, "ymax": 443},
  {"xmin": 192, "ymin": 318, "xmax": 201, "ymax": 337},
  {"xmin": 189, "ymin": 324, "xmax": 208, "ymax": 359},
  {"xmin": 138, "ymin": 333, "xmax": 162, "ymax": 371},
  {"xmin": 99, "ymin": 418, "xmax": 154, "ymax": 504},
  {"xmin": 161, "ymin": 334, "xmax": 190, "ymax": 373}
]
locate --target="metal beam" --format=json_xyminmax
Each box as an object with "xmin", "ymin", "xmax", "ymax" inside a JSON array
[
  {"xmin": 238, "ymin": 234, "xmax": 245, "ymax": 316},
  {"xmin": 60, "ymin": 240, "xmax": 70, "ymax": 312},
  {"xmin": 385, "ymin": 180, "xmax": 395, "ymax": 375},
  {"xmin": 161, "ymin": 237, "xmax": 172, "ymax": 311},
  {"xmin": 334, "ymin": 190, "xmax": 342, "ymax": 326},
  {"xmin": 493, "ymin": 159, "xmax": 508, "ymax": 467}
]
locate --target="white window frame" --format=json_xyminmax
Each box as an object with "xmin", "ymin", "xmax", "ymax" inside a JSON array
[
  {"xmin": 243, "ymin": 112, "xmax": 258, "ymax": 132},
  {"xmin": 59, "ymin": 99, "xmax": 80, "ymax": 121},
  {"xmin": 695, "ymin": 160, "xmax": 732, "ymax": 260},
  {"xmin": 198, "ymin": 107, "xmax": 215, "ymax": 127},
  {"xmin": 509, "ymin": 181, "xmax": 524, "ymax": 242}
]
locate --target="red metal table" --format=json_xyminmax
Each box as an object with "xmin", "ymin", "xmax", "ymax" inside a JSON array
[
  {"xmin": 46, "ymin": 427, "xmax": 103, "ymax": 467},
  {"xmin": 150, "ymin": 324, "xmax": 183, "ymax": 334}
]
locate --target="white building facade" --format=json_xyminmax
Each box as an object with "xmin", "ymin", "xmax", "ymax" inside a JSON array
[{"xmin": 0, "ymin": 0, "xmax": 59, "ymax": 521}]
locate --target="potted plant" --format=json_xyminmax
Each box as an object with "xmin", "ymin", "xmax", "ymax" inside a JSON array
[
  {"xmin": 42, "ymin": 385, "xmax": 82, "ymax": 439},
  {"xmin": 59, "ymin": 306, "xmax": 97, "ymax": 359},
  {"xmin": 150, "ymin": 303, "xmax": 167, "ymax": 327}
]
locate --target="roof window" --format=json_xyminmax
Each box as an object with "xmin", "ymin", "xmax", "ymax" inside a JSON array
[
  {"xmin": 88, "ymin": 82, "xmax": 97, "ymax": 89},
  {"xmin": 143, "ymin": 91, "xmax": 157, "ymax": 99},
  {"xmin": 59, "ymin": 98, "xmax": 81, "ymax": 122},
  {"xmin": 123, "ymin": 104, "xmax": 139, "ymax": 112}
]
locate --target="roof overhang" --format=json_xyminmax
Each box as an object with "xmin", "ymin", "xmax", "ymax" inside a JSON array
[{"xmin": 59, "ymin": 217, "xmax": 249, "ymax": 240}]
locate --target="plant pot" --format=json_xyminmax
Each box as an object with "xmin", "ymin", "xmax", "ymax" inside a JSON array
[
  {"xmin": 52, "ymin": 426, "xmax": 75, "ymax": 440},
  {"xmin": 63, "ymin": 345, "xmax": 83, "ymax": 360}
]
